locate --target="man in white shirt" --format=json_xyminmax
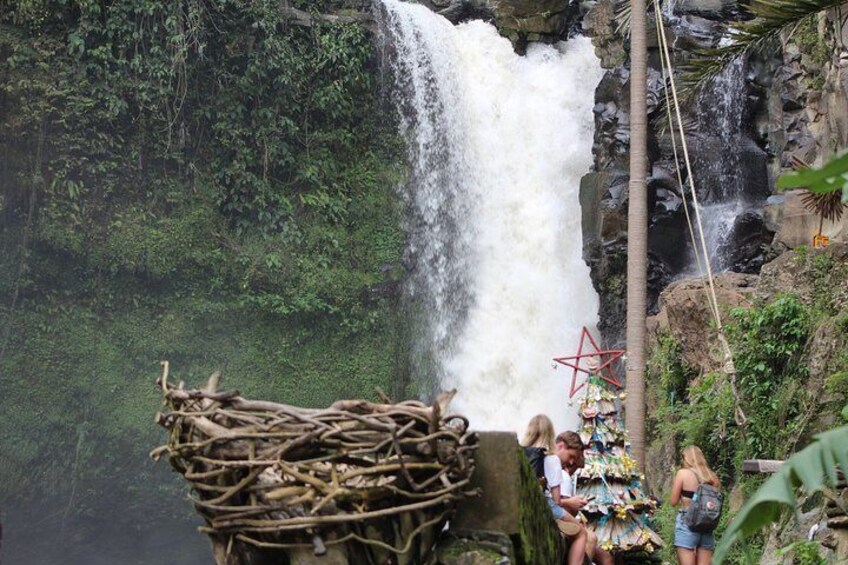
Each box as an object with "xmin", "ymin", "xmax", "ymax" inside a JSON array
[
  {"xmin": 556, "ymin": 431, "xmax": 614, "ymax": 565},
  {"xmin": 556, "ymin": 431, "xmax": 589, "ymax": 514}
]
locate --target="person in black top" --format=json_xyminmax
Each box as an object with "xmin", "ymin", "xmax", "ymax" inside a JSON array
[{"xmin": 669, "ymin": 446, "xmax": 721, "ymax": 565}]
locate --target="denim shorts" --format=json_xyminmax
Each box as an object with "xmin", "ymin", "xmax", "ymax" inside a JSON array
[
  {"xmin": 674, "ymin": 511, "xmax": 715, "ymax": 550},
  {"xmin": 546, "ymin": 495, "xmax": 566, "ymax": 520}
]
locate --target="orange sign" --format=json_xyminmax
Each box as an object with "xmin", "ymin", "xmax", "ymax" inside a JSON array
[{"xmin": 813, "ymin": 233, "xmax": 830, "ymax": 248}]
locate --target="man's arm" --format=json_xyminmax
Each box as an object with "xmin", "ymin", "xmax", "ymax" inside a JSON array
[{"xmin": 559, "ymin": 496, "xmax": 588, "ymax": 514}]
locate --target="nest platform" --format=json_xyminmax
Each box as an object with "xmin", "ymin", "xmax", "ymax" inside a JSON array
[{"xmin": 152, "ymin": 363, "xmax": 477, "ymax": 564}]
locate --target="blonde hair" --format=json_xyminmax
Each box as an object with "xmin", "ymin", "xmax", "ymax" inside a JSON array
[
  {"xmin": 682, "ymin": 445, "xmax": 720, "ymax": 489},
  {"xmin": 522, "ymin": 414, "xmax": 556, "ymax": 453}
]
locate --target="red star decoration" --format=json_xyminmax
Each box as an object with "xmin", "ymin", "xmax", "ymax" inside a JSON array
[{"xmin": 553, "ymin": 327, "xmax": 626, "ymax": 398}]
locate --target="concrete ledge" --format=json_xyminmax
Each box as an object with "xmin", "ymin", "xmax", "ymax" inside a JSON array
[{"xmin": 451, "ymin": 431, "xmax": 522, "ymax": 535}]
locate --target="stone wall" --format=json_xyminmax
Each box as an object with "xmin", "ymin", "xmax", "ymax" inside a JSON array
[
  {"xmin": 446, "ymin": 432, "xmax": 564, "ymax": 565},
  {"xmin": 761, "ymin": 9, "xmax": 848, "ymax": 250}
]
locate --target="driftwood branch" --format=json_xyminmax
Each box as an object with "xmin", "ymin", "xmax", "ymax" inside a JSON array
[{"xmin": 153, "ymin": 366, "xmax": 477, "ymax": 563}]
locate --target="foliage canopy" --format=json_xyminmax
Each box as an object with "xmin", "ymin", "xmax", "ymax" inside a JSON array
[{"xmin": 0, "ymin": 1, "xmax": 407, "ymax": 561}]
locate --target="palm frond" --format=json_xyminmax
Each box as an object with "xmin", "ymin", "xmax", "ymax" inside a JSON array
[
  {"xmin": 681, "ymin": 0, "xmax": 843, "ymax": 98},
  {"xmin": 801, "ymin": 190, "xmax": 846, "ymax": 223},
  {"xmin": 787, "ymin": 156, "xmax": 847, "ymax": 222},
  {"xmin": 713, "ymin": 424, "xmax": 848, "ymax": 563}
]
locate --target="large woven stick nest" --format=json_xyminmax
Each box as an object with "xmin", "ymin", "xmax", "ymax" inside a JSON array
[{"xmin": 151, "ymin": 362, "xmax": 477, "ymax": 562}]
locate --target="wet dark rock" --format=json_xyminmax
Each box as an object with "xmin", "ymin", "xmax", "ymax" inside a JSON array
[
  {"xmin": 580, "ymin": 172, "xmax": 612, "ymax": 250},
  {"xmin": 437, "ymin": 0, "xmax": 496, "ymax": 24},
  {"xmin": 649, "ymin": 211, "xmax": 688, "ymax": 273},
  {"xmin": 737, "ymin": 138, "xmax": 771, "ymax": 201},
  {"xmin": 606, "ymin": 174, "xmax": 628, "ymax": 201},
  {"xmin": 654, "ymin": 187, "xmax": 682, "ymax": 213},
  {"xmin": 588, "ymin": 240, "xmax": 628, "ymax": 348},
  {"xmin": 593, "ymin": 69, "xmax": 631, "ymax": 170},
  {"xmin": 671, "ymin": 0, "xmax": 740, "ymax": 20},
  {"xmin": 781, "ymin": 93, "xmax": 804, "ymax": 111},
  {"xmin": 671, "ymin": 16, "xmax": 722, "ymax": 51},
  {"xmin": 647, "ymin": 253, "xmax": 675, "ymax": 314},
  {"xmin": 716, "ymin": 211, "xmax": 774, "ymax": 273}
]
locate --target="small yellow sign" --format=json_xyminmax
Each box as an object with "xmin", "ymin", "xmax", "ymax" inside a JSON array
[{"xmin": 813, "ymin": 233, "xmax": 830, "ymax": 248}]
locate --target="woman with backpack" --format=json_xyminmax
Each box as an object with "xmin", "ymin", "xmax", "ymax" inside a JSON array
[
  {"xmin": 521, "ymin": 414, "xmax": 588, "ymax": 565},
  {"xmin": 670, "ymin": 445, "xmax": 722, "ymax": 565}
]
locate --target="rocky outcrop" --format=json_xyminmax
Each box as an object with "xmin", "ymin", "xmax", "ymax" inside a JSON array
[
  {"xmin": 755, "ymin": 10, "xmax": 848, "ymax": 248},
  {"xmin": 647, "ymin": 272, "xmax": 758, "ymax": 371},
  {"xmin": 766, "ymin": 13, "xmax": 848, "ymax": 171},
  {"xmin": 426, "ymin": 0, "xmax": 584, "ymax": 48},
  {"xmin": 645, "ymin": 243, "xmax": 848, "ymax": 373},
  {"xmin": 765, "ymin": 191, "xmax": 848, "ymax": 250},
  {"xmin": 488, "ymin": 0, "xmax": 581, "ymax": 44},
  {"xmin": 581, "ymin": 0, "xmax": 625, "ymax": 68},
  {"xmin": 757, "ymin": 241, "xmax": 848, "ymax": 306}
]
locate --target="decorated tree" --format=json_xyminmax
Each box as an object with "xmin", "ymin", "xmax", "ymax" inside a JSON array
[{"xmin": 555, "ymin": 328, "xmax": 663, "ymax": 555}]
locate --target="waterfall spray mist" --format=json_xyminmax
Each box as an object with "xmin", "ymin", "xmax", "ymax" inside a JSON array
[{"xmin": 378, "ymin": 0, "xmax": 603, "ymax": 433}]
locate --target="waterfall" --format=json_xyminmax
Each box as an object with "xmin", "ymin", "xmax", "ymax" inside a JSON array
[
  {"xmin": 377, "ymin": 0, "xmax": 603, "ymax": 433},
  {"xmin": 692, "ymin": 57, "xmax": 749, "ymax": 272}
]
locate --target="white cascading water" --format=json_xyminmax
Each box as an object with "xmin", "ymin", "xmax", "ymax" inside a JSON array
[
  {"xmin": 377, "ymin": 0, "xmax": 603, "ymax": 433},
  {"xmin": 692, "ymin": 56, "xmax": 747, "ymax": 272}
]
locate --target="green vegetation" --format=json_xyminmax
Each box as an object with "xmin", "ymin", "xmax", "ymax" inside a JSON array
[
  {"xmin": 647, "ymin": 251, "xmax": 848, "ymax": 563},
  {"xmin": 779, "ymin": 540, "xmax": 828, "ymax": 565},
  {"xmin": 726, "ymin": 295, "xmax": 812, "ymax": 459},
  {"xmin": 715, "ymin": 421, "xmax": 848, "ymax": 562},
  {"xmin": 0, "ymin": 0, "xmax": 407, "ymax": 561},
  {"xmin": 793, "ymin": 14, "xmax": 831, "ymax": 90}
]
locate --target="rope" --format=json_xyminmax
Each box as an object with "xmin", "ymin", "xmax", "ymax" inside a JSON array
[
  {"xmin": 653, "ymin": 3, "xmax": 747, "ymax": 426},
  {"xmin": 655, "ymin": 16, "xmax": 707, "ymax": 285}
]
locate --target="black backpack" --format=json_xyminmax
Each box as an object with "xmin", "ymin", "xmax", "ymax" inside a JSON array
[
  {"xmin": 684, "ymin": 483, "xmax": 723, "ymax": 533},
  {"xmin": 523, "ymin": 446, "xmax": 548, "ymax": 489}
]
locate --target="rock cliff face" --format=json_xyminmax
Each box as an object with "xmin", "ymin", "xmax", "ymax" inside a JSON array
[
  {"xmin": 310, "ymin": 0, "xmax": 586, "ymax": 49},
  {"xmin": 409, "ymin": 0, "xmax": 588, "ymax": 51},
  {"xmin": 578, "ymin": 0, "xmax": 848, "ymax": 348}
]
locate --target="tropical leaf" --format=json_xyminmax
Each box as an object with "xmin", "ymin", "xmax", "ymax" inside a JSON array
[
  {"xmin": 776, "ymin": 151, "xmax": 848, "ymax": 204},
  {"xmin": 783, "ymin": 156, "xmax": 848, "ymax": 222},
  {"xmin": 713, "ymin": 425, "xmax": 848, "ymax": 563}
]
